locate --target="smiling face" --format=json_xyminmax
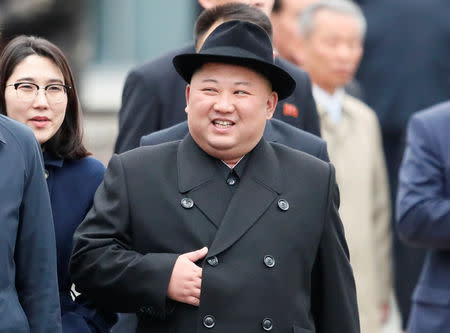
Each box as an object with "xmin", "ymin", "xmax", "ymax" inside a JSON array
[
  {"xmin": 5, "ymin": 54, "xmax": 67, "ymax": 145},
  {"xmin": 299, "ymin": 9, "xmax": 363, "ymax": 93},
  {"xmin": 185, "ymin": 62, "xmax": 277, "ymax": 166}
]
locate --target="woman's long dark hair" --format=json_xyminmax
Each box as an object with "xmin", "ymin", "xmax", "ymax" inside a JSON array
[{"xmin": 0, "ymin": 35, "xmax": 89, "ymax": 159}]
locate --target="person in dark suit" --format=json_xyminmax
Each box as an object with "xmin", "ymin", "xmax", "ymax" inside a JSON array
[
  {"xmin": 114, "ymin": 0, "xmax": 321, "ymax": 154},
  {"xmin": 0, "ymin": 114, "xmax": 61, "ymax": 333},
  {"xmin": 396, "ymin": 101, "xmax": 450, "ymax": 333},
  {"xmin": 114, "ymin": 6, "xmax": 329, "ymax": 332},
  {"xmin": 141, "ymin": 118, "xmax": 329, "ymax": 162},
  {"xmin": 70, "ymin": 20, "xmax": 359, "ymax": 333},
  {"xmin": 354, "ymin": 1, "xmax": 450, "ymax": 326},
  {"xmin": 0, "ymin": 36, "xmax": 115, "ymax": 333}
]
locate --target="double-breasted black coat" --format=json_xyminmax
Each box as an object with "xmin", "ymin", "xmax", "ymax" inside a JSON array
[{"xmin": 70, "ymin": 135, "xmax": 359, "ymax": 333}]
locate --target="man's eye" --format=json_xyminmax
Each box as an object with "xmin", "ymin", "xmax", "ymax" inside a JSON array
[
  {"xmin": 202, "ymin": 88, "xmax": 216, "ymax": 93},
  {"xmin": 235, "ymin": 90, "xmax": 248, "ymax": 95}
]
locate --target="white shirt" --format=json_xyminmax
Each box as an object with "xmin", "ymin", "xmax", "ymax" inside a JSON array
[{"xmin": 312, "ymin": 85, "xmax": 345, "ymax": 124}]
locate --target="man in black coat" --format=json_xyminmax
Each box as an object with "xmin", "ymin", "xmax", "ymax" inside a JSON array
[
  {"xmin": 71, "ymin": 20, "xmax": 359, "ymax": 333},
  {"xmin": 114, "ymin": 0, "xmax": 321, "ymax": 153}
]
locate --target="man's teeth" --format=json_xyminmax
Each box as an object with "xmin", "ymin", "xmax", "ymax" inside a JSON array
[{"xmin": 214, "ymin": 120, "xmax": 233, "ymax": 128}]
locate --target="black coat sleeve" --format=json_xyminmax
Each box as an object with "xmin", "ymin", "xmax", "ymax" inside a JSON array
[{"xmin": 69, "ymin": 154, "xmax": 178, "ymax": 316}]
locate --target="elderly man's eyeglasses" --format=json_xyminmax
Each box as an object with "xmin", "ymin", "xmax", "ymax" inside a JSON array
[{"xmin": 7, "ymin": 82, "xmax": 71, "ymax": 104}]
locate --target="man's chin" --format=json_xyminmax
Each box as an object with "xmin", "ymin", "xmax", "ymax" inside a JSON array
[{"xmin": 202, "ymin": 141, "xmax": 240, "ymax": 160}]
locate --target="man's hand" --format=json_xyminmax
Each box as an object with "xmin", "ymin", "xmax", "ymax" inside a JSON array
[{"xmin": 167, "ymin": 247, "xmax": 208, "ymax": 306}]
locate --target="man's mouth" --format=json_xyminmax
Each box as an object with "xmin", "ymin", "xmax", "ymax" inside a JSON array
[{"xmin": 213, "ymin": 120, "xmax": 234, "ymax": 128}]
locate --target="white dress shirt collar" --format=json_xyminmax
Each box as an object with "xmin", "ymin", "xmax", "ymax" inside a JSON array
[{"xmin": 312, "ymin": 84, "xmax": 345, "ymax": 124}]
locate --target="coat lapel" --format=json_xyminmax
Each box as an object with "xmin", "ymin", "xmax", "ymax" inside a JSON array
[
  {"xmin": 177, "ymin": 135, "xmax": 224, "ymax": 228},
  {"xmin": 208, "ymin": 139, "xmax": 282, "ymax": 257}
]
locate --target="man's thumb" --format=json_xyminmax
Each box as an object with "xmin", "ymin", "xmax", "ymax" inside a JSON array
[{"xmin": 186, "ymin": 247, "xmax": 208, "ymax": 261}]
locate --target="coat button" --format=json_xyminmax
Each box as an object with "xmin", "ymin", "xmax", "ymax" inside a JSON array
[
  {"xmin": 226, "ymin": 177, "xmax": 237, "ymax": 186},
  {"xmin": 277, "ymin": 199, "xmax": 289, "ymax": 211},
  {"xmin": 139, "ymin": 306, "xmax": 152, "ymax": 314},
  {"xmin": 180, "ymin": 197, "xmax": 194, "ymax": 209},
  {"xmin": 262, "ymin": 318, "xmax": 273, "ymax": 331},
  {"xmin": 203, "ymin": 315, "xmax": 215, "ymax": 328},
  {"xmin": 207, "ymin": 256, "xmax": 219, "ymax": 267},
  {"xmin": 264, "ymin": 255, "xmax": 275, "ymax": 268}
]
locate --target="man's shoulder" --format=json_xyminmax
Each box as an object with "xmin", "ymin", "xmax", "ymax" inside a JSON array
[
  {"xmin": 413, "ymin": 100, "xmax": 450, "ymax": 125},
  {"xmin": 0, "ymin": 115, "xmax": 41, "ymax": 174},
  {"xmin": 129, "ymin": 44, "xmax": 195, "ymax": 81},
  {"xmin": 140, "ymin": 122, "xmax": 189, "ymax": 146},
  {"xmin": 0, "ymin": 114, "xmax": 37, "ymax": 149},
  {"xmin": 409, "ymin": 101, "xmax": 450, "ymax": 146},
  {"xmin": 269, "ymin": 139, "xmax": 329, "ymax": 173},
  {"xmin": 268, "ymin": 119, "xmax": 327, "ymax": 161},
  {"xmin": 270, "ymin": 118, "xmax": 324, "ymax": 143},
  {"xmin": 119, "ymin": 140, "xmax": 181, "ymax": 163}
]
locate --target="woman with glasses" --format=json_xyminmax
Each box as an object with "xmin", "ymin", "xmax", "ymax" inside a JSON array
[{"xmin": 0, "ymin": 36, "xmax": 115, "ymax": 333}]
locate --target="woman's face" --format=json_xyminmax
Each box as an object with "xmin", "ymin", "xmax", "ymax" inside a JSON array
[{"xmin": 5, "ymin": 55, "xmax": 67, "ymax": 145}]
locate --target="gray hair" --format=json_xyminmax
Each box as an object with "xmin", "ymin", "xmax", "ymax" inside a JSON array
[{"xmin": 299, "ymin": 0, "xmax": 366, "ymax": 39}]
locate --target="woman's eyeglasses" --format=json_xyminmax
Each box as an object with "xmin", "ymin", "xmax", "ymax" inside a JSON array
[{"xmin": 7, "ymin": 82, "xmax": 71, "ymax": 104}]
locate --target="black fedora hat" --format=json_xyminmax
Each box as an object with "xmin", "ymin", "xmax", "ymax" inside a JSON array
[{"xmin": 173, "ymin": 20, "xmax": 296, "ymax": 100}]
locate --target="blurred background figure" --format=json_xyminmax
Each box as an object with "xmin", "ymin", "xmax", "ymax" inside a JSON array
[
  {"xmin": 271, "ymin": 0, "xmax": 363, "ymax": 99},
  {"xmin": 354, "ymin": 0, "xmax": 450, "ymax": 329},
  {"xmin": 0, "ymin": 36, "xmax": 115, "ymax": 332},
  {"xmin": 297, "ymin": 1, "xmax": 395, "ymax": 332},
  {"xmin": 396, "ymin": 102, "xmax": 450, "ymax": 333},
  {"xmin": 271, "ymin": 0, "xmax": 314, "ymax": 66}
]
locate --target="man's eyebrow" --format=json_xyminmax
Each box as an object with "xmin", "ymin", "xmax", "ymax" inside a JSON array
[
  {"xmin": 234, "ymin": 81, "xmax": 251, "ymax": 86},
  {"xmin": 201, "ymin": 79, "xmax": 218, "ymax": 83}
]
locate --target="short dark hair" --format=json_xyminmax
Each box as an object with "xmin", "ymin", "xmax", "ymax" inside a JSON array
[
  {"xmin": 0, "ymin": 35, "xmax": 89, "ymax": 160},
  {"xmin": 272, "ymin": 0, "xmax": 282, "ymax": 13},
  {"xmin": 194, "ymin": 3, "xmax": 273, "ymax": 48}
]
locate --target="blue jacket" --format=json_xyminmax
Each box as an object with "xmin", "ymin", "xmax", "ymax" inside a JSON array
[
  {"xmin": 43, "ymin": 153, "xmax": 115, "ymax": 333},
  {"xmin": 0, "ymin": 115, "xmax": 61, "ymax": 333},
  {"xmin": 396, "ymin": 101, "xmax": 450, "ymax": 333}
]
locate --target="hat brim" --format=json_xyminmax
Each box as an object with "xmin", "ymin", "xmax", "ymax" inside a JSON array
[{"xmin": 173, "ymin": 53, "xmax": 296, "ymax": 100}]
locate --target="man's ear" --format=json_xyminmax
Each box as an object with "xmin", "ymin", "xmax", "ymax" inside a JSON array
[
  {"xmin": 266, "ymin": 91, "xmax": 278, "ymax": 120},
  {"xmin": 185, "ymin": 85, "xmax": 191, "ymax": 114}
]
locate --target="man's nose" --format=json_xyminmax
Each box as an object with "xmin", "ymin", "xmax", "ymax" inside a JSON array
[
  {"xmin": 336, "ymin": 43, "xmax": 356, "ymax": 60},
  {"xmin": 213, "ymin": 93, "xmax": 234, "ymax": 113}
]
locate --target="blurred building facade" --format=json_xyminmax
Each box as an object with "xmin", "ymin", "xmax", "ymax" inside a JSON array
[{"xmin": 78, "ymin": 0, "xmax": 197, "ymax": 164}]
